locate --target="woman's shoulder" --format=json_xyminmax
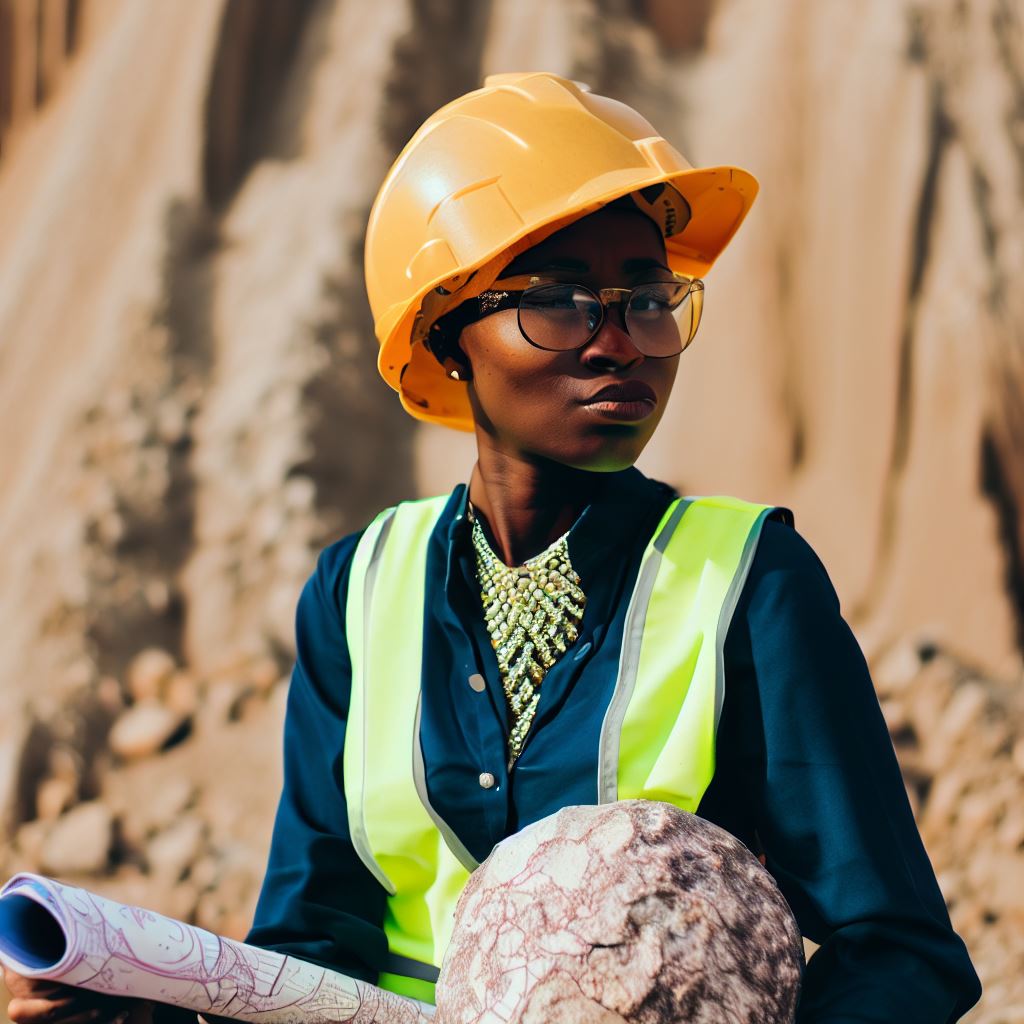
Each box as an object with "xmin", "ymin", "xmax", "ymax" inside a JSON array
[
  {"xmin": 726, "ymin": 512, "xmax": 868, "ymax": 714},
  {"xmin": 304, "ymin": 489, "xmax": 462, "ymax": 612},
  {"xmin": 731, "ymin": 510, "xmax": 846, "ymax": 650},
  {"xmin": 316, "ymin": 528, "xmax": 365, "ymax": 577},
  {"xmin": 301, "ymin": 528, "xmax": 366, "ymax": 622},
  {"xmin": 750, "ymin": 513, "xmax": 838, "ymax": 601}
]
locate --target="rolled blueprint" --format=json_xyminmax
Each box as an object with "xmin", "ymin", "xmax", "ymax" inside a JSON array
[{"xmin": 0, "ymin": 873, "xmax": 431, "ymax": 1024}]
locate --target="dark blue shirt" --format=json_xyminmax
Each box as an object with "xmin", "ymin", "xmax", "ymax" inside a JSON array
[{"xmin": 243, "ymin": 467, "xmax": 981, "ymax": 1022}]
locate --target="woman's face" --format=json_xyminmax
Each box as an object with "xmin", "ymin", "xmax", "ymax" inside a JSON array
[{"xmin": 457, "ymin": 206, "xmax": 681, "ymax": 472}]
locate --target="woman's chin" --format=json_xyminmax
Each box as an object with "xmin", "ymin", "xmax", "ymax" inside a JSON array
[{"xmin": 544, "ymin": 436, "xmax": 652, "ymax": 474}]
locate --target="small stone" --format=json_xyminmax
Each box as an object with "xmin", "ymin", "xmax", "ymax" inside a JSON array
[
  {"xmin": 201, "ymin": 679, "xmax": 254, "ymax": 727},
  {"xmin": 64, "ymin": 658, "xmax": 96, "ymax": 689},
  {"xmin": 48, "ymin": 743, "xmax": 82, "ymax": 783},
  {"xmin": 139, "ymin": 777, "xmax": 197, "ymax": 836},
  {"xmin": 147, "ymin": 816, "xmax": 206, "ymax": 882},
  {"xmin": 156, "ymin": 400, "xmax": 188, "ymax": 444},
  {"xmin": 190, "ymin": 854, "xmax": 221, "ymax": 891},
  {"xmin": 215, "ymin": 859, "xmax": 257, "ymax": 908},
  {"xmin": 15, "ymin": 820, "xmax": 52, "ymax": 865},
  {"xmin": 957, "ymin": 790, "xmax": 999, "ymax": 835},
  {"xmin": 166, "ymin": 881, "xmax": 201, "ymax": 922},
  {"xmin": 928, "ymin": 683, "xmax": 987, "ymax": 763},
  {"xmin": 907, "ymin": 685, "xmax": 948, "ymax": 744},
  {"xmin": 40, "ymin": 802, "xmax": 114, "ymax": 875},
  {"xmin": 265, "ymin": 677, "xmax": 290, "ymax": 728},
  {"xmin": 194, "ymin": 861, "xmax": 258, "ymax": 940},
  {"xmin": 903, "ymin": 778, "xmax": 920, "ymax": 820},
  {"xmin": 879, "ymin": 697, "xmax": 909, "ymax": 735},
  {"xmin": 1012, "ymin": 738, "xmax": 1024, "ymax": 777},
  {"xmin": 36, "ymin": 776, "xmax": 77, "ymax": 821},
  {"xmin": 997, "ymin": 809, "xmax": 1024, "ymax": 850},
  {"xmin": 126, "ymin": 648, "xmax": 177, "ymax": 703},
  {"xmin": 96, "ymin": 674, "xmax": 126, "ymax": 713},
  {"xmin": 248, "ymin": 657, "xmax": 282, "ymax": 695},
  {"xmin": 873, "ymin": 640, "xmax": 922, "ymax": 695},
  {"xmin": 194, "ymin": 891, "xmax": 224, "ymax": 933},
  {"xmin": 164, "ymin": 671, "xmax": 200, "ymax": 716},
  {"xmin": 283, "ymin": 475, "xmax": 316, "ymax": 512},
  {"xmin": 143, "ymin": 579, "xmax": 171, "ymax": 614},
  {"xmin": 921, "ymin": 768, "xmax": 972, "ymax": 832},
  {"xmin": 108, "ymin": 701, "xmax": 189, "ymax": 759},
  {"xmin": 970, "ymin": 851, "xmax": 1024, "ymax": 914},
  {"xmin": 96, "ymin": 510, "xmax": 124, "ymax": 546}
]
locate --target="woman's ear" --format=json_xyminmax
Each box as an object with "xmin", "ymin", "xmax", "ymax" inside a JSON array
[
  {"xmin": 428, "ymin": 321, "xmax": 474, "ymax": 382},
  {"xmin": 442, "ymin": 354, "xmax": 472, "ymax": 381},
  {"xmin": 427, "ymin": 301, "xmax": 476, "ymax": 382}
]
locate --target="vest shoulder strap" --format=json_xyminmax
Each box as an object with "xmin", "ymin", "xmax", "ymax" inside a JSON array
[
  {"xmin": 598, "ymin": 493, "xmax": 783, "ymax": 805},
  {"xmin": 344, "ymin": 495, "xmax": 453, "ymax": 896}
]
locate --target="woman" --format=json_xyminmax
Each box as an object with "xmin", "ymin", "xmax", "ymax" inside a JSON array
[{"xmin": 7, "ymin": 72, "xmax": 980, "ymax": 1023}]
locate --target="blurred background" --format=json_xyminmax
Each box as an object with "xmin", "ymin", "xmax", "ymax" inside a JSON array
[{"xmin": 0, "ymin": 0, "xmax": 1022, "ymax": 1019}]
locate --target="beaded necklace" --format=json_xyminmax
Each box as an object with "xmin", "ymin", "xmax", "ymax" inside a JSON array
[{"xmin": 468, "ymin": 503, "xmax": 587, "ymax": 768}]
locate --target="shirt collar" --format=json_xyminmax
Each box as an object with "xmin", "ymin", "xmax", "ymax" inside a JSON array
[
  {"xmin": 440, "ymin": 467, "xmax": 676, "ymax": 590},
  {"xmin": 562, "ymin": 467, "xmax": 677, "ymax": 587}
]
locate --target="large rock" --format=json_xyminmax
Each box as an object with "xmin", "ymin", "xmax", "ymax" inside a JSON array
[{"xmin": 436, "ymin": 801, "xmax": 803, "ymax": 1024}]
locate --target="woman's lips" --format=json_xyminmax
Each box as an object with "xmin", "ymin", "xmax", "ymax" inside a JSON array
[
  {"xmin": 580, "ymin": 381, "xmax": 658, "ymax": 422},
  {"xmin": 584, "ymin": 398, "xmax": 657, "ymax": 421}
]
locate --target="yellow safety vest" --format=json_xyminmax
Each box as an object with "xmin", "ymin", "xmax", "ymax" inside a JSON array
[{"xmin": 343, "ymin": 492, "xmax": 784, "ymax": 1003}]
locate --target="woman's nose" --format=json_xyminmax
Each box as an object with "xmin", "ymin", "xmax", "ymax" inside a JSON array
[{"xmin": 580, "ymin": 303, "xmax": 644, "ymax": 372}]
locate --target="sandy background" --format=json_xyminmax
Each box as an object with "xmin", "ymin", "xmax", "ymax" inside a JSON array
[{"xmin": 0, "ymin": 0, "xmax": 1022, "ymax": 1019}]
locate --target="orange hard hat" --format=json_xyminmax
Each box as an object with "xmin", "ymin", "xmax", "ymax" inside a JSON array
[{"xmin": 364, "ymin": 71, "xmax": 759, "ymax": 432}]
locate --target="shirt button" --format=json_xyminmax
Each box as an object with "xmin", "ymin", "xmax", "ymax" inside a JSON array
[
  {"xmin": 468, "ymin": 673, "xmax": 486, "ymax": 692},
  {"xmin": 478, "ymin": 772, "xmax": 496, "ymax": 789}
]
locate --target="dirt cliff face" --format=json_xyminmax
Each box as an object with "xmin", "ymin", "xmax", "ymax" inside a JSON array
[{"xmin": 0, "ymin": 1, "xmax": 1021, "ymax": 1020}]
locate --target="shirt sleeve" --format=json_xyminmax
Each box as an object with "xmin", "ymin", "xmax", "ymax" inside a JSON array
[
  {"xmin": 242, "ymin": 530, "xmax": 389, "ymax": 982},
  {"xmin": 743, "ymin": 520, "xmax": 982, "ymax": 1023}
]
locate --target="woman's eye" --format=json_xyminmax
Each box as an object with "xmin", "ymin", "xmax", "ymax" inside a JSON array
[
  {"xmin": 526, "ymin": 287, "xmax": 586, "ymax": 310},
  {"xmin": 630, "ymin": 286, "xmax": 675, "ymax": 313},
  {"xmin": 632, "ymin": 295, "xmax": 669, "ymax": 311}
]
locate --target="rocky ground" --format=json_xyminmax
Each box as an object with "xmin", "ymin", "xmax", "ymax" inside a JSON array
[
  {"xmin": 1, "ymin": 643, "xmax": 288, "ymax": 945},
  {"xmin": 1, "ymin": 627, "xmax": 1021, "ymax": 1023},
  {"xmin": 872, "ymin": 638, "xmax": 1024, "ymax": 1020}
]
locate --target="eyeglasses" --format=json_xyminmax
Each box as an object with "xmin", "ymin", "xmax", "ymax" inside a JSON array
[{"xmin": 469, "ymin": 273, "xmax": 705, "ymax": 358}]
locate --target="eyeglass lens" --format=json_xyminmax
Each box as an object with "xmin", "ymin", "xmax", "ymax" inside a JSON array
[{"xmin": 518, "ymin": 281, "xmax": 700, "ymax": 357}]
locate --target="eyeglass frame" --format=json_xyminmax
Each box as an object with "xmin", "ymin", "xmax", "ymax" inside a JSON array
[{"xmin": 455, "ymin": 272, "xmax": 706, "ymax": 358}]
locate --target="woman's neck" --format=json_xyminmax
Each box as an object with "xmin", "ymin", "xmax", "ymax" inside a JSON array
[{"xmin": 467, "ymin": 447, "xmax": 610, "ymax": 566}]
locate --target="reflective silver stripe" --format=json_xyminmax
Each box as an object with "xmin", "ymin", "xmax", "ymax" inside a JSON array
[
  {"xmin": 352, "ymin": 509, "xmax": 398, "ymax": 896},
  {"xmin": 413, "ymin": 694, "xmax": 480, "ymax": 872},
  {"xmin": 381, "ymin": 952, "xmax": 440, "ymax": 984},
  {"xmin": 713, "ymin": 506, "xmax": 774, "ymax": 731},
  {"xmin": 596, "ymin": 498, "xmax": 691, "ymax": 804}
]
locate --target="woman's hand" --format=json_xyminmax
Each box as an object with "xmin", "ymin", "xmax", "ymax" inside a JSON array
[{"xmin": 4, "ymin": 967, "xmax": 153, "ymax": 1024}]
